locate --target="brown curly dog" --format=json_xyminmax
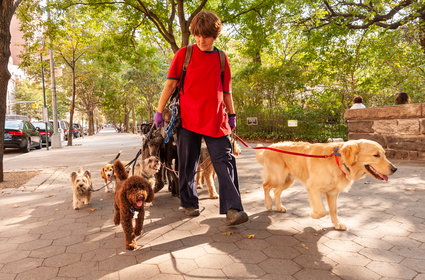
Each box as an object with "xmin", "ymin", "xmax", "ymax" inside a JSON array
[{"xmin": 113, "ymin": 159, "xmax": 154, "ymax": 250}]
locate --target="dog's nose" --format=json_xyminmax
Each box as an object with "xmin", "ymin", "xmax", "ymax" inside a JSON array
[{"xmin": 391, "ymin": 166, "xmax": 397, "ymax": 173}]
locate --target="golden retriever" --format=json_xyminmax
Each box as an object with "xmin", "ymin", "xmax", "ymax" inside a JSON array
[{"xmin": 256, "ymin": 139, "xmax": 397, "ymax": 230}]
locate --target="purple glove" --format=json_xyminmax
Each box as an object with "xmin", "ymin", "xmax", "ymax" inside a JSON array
[
  {"xmin": 154, "ymin": 111, "xmax": 164, "ymax": 127},
  {"xmin": 228, "ymin": 114, "xmax": 236, "ymax": 130}
]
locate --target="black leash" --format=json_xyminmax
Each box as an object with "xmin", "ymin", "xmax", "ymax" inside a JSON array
[{"xmin": 89, "ymin": 181, "xmax": 112, "ymax": 192}]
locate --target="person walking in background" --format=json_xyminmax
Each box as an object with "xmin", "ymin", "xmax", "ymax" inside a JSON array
[
  {"xmin": 350, "ymin": 96, "xmax": 366, "ymax": 109},
  {"xmin": 395, "ymin": 92, "xmax": 410, "ymax": 105},
  {"xmin": 153, "ymin": 11, "xmax": 248, "ymax": 226}
]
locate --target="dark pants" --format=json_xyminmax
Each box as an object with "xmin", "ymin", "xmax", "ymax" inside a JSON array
[{"xmin": 177, "ymin": 128, "xmax": 244, "ymax": 214}]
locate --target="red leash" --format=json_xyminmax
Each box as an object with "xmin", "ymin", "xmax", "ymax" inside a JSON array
[{"xmin": 233, "ymin": 133, "xmax": 347, "ymax": 175}]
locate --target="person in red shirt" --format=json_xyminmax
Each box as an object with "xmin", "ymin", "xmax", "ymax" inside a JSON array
[{"xmin": 154, "ymin": 10, "xmax": 248, "ymax": 226}]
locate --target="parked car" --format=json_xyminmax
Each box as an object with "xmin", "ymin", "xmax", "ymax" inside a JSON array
[
  {"xmin": 49, "ymin": 120, "xmax": 69, "ymax": 141},
  {"xmin": 31, "ymin": 121, "xmax": 53, "ymax": 146},
  {"xmin": 72, "ymin": 123, "xmax": 82, "ymax": 138},
  {"xmin": 4, "ymin": 119, "xmax": 42, "ymax": 152}
]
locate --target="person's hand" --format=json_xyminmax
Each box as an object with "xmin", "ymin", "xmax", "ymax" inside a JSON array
[
  {"xmin": 154, "ymin": 111, "xmax": 164, "ymax": 127},
  {"xmin": 228, "ymin": 114, "xmax": 236, "ymax": 130}
]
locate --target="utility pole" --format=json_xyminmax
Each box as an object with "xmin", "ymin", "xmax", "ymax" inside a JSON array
[
  {"xmin": 47, "ymin": 0, "xmax": 61, "ymax": 148},
  {"xmin": 40, "ymin": 40, "xmax": 49, "ymax": 150}
]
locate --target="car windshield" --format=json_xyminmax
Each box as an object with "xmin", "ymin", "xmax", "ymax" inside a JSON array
[
  {"xmin": 32, "ymin": 122, "xmax": 49, "ymax": 129},
  {"xmin": 5, "ymin": 120, "xmax": 22, "ymax": 130}
]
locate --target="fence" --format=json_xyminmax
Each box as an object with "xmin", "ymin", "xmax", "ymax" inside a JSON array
[{"xmin": 236, "ymin": 111, "xmax": 348, "ymax": 142}]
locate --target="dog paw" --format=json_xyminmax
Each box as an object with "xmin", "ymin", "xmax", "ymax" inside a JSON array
[
  {"xmin": 333, "ymin": 223, "xmax": 347, "ymax": 231},
  {"xmin": 276, "ymin": 206, "xmax": 287, "ymax": 213},
  {"xmin": 209, "ymin": 193, "xmax": 219, "ymax": 199},
  {"xmin": 126, "ymin": 241, "xmax": 137, "ymax": 251},
  {"xmin": 310, "ymin": 211, "xmax": 326, "ymax": 219}
]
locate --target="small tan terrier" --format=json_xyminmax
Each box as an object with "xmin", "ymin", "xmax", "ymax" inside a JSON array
[{"xmin": 70, "ymin": 168, "xmax": 93, "ymax": 210}]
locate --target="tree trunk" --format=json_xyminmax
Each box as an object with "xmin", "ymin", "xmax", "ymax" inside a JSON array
[
  {"xmin": 131, "ymin": 103, "xmax": 136, "ymax": 134},
  {"xmin": 0, "ymin": 1, "xmax": 21, "ymax": 182},
  {"xmin": 67, "ymin": 64, "xmax": 76, "ymax": 146},
  {"xmin": 123, "ymin": 103, "xmax": 129, "ymax": 133}
]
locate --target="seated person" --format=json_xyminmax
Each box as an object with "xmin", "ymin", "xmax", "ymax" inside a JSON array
[{"xmin": 350, "ymin": 96, "xmax": 366, "ymax": 109}]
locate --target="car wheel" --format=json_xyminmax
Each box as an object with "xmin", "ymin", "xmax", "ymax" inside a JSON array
[
  {"xmin": 22, "ymin": 138, "xmax": 31, "ymax": 153},
  {"xmin": 35, "ymin": 137, "xmax": 42, "ymax": 149}
]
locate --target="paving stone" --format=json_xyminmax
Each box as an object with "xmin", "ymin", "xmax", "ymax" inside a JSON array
[
  {"xmin": 262, "ymin": 245, "xmax": 301, "ymax": 259},
  {"xmin": 265, "ymin": 235, "xmax": 301, "ymax": 247},
  {"xmin": 324, "ymin": 239, "xmax": 364, "ymax": 252},
  {"xmin": 148, "ymin": 274, "xmax": 184, "ymax": 280},
  {"xmin": 57, "ymin": 261, "xmax": 98, "ymax": 278},
  {"xmin": 183, "ymin": 268, "xmax": 226, "ymax": 279},
  {"xmin": 158, "ymin": 258, "xmax": 198, "ymax": 274},
  {"xmin": 16, "ymin": 239, "xmax": 53, "ymax": 251},
  {"xmin": 0, "ymin": 257, "xmax": 43, "ymax": 274},
  {"xmin": 366, "ymin": 261, "xmax": 417, "ymax": 279},
  {"xmin": 390, "ymin": 246, "xmax": 425, "ymax": 259},
  {"xmin": 293, "ymin": 254, "xmax": 336, "ymax": 270},
  {"xmin": 414, "ymin": 274, "xmax": 425, "ymax": 280},
  {"xmin": 0, "ymin": 272, "xmax": 16, "ymax": 280},
  {"xmin": 78, "ymin": 270, "xmax": 119, "ymax": 280},
  {"xmin": 222, "ymin": 262, "xmax": 266, "ymax": 278},
  {"xmin": 0, "ymin": 250, "xmax": 30, "ymax": 264},
  {"xmin": 259, "ymin": 258, "xmax": 301, "ymax": 275},
  {"xmin": 293, "ymin": 268, "xmax": 341, "ymax": 280},
  {"xmin": 359, "ymin": 247, "xmax": 404, "ymax": 263},
  {"xmin": 66, "ymin": 241, "xmax": 100, "ymax": 254},
  {"xmin": 15, "ymin": 266, "xmax": 58, "ymax": 280},
  {"xmin": 353, "ymin": 237, "xmax": 393, "ymax": 250},
  {"xmin": 29, "ymin": 245, "xmax": 66, "ymax": 258},
  {"xmin": 52, "ymin": 235, "xmax": 85, "ymax": 247},
  {"xmin": 118, "ymin": 263, "xmax": 159, "ymax": 279},
  {"xmin": 7, "ymin": 234, "xmax": 40, "ymax": 244},
  {"xmin": 401, "ymin": 258, "xmax": 425, "ymax": 273},
  {"xmin": 383, "ymin": 235, "xmax": 422, "ymax": 248},
  {"xmin": 230, "ymin": 249, "xmax": 268, "ymax": 264},
  {"xmin": 201, "ymin": 242, "xmax": 239, "ymax": 255},
  {"xmin": 81, "ymin": 248, "xmax": 116, "ymax": 262},
  {"xmin": 43, "ymin": 252, "xmax": 81, "ymax": 267},
  {"xmin": 332, "ymin": 264, "xmax": 380, "ymax": 280},
  {"xmin": 98, "ymin": 255, "xmax": 137, "ymax": 271},
  {"xmin": 328, "ymin": 250, "xmax": 371, "ymax": 267},
  {"xmin": 262, "ymin": 274, "xmax": 296, "ymax": 280},
  {"xmin": 40, "ymin": 230, "xmax": 72, "ymax": 241},
  {"xmin": 171, "ymin": 246, "xmax": 207, "ymax": 259}
]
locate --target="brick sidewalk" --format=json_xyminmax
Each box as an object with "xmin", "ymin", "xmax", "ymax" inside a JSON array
[{"xmin": 1, "ymin": 130, "xmax": 424, "ymax": 279}]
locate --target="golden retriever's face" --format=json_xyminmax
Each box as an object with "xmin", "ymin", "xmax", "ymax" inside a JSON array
[
  {"xmin": 341, "ymin": 140, "xmax": 397, "ymax": 181},
  {"xmin": 101, "ymin": 164, "xmax": 115, "ymax": 182}
]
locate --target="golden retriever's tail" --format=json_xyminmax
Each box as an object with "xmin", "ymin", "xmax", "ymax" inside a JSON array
[
  {"xmin": 255, "ymin": 144, "xmax": 265, "ymax": 165},
  {"xmin": 113, "ymin": 159, "xmax": 128, "ymax": 181}
]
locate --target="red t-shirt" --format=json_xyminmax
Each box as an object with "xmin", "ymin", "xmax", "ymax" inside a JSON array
[{"xmin": 167, "ymin": 44, "xmax": 232, "ymax": 137}]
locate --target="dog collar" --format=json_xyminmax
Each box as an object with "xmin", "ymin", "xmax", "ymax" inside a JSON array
[{"xmin": 333, "ymin": 147, "xmax": 350, "ymax": 177}]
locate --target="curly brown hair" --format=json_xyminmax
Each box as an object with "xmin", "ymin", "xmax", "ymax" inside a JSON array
[{"xmin": 190, "ymin": 11, "xmax": 222, "ymax": 39}]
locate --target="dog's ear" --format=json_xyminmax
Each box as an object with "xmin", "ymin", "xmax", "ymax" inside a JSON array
[
  {"xmin": 70, "ymin": 172, "xmax": 77, "ymax": 183},
  {"xmin": 100, "ymin": 168, "xmax": 106, "ymax": 180},
  {"xmin": 84, "ymin": 170, "xmax": 91, "ymax": 179},
  {"xmin": 146, "ymin": 186, "xmax": 154, "ymax": 203},
  {"xmin": 340, "ymin": 142, "xmax": 359, "ymax": 166}
]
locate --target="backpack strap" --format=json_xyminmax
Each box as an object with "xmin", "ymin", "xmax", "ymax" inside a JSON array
[
  {"xmin": 183, "ymin": 45, "xmax": 193, "ymax": 71},
  {"xmin": 217, "ymin": 49, "xmax": 226, "ymax": 85}
]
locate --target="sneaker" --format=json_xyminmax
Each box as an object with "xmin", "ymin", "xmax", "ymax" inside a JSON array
[
  {"xmin": 226, "ymin": 209, "xmax": 248, "ymax": 226},
  {"xmin": 180, "ymin": 207, "xmax": 200, "ymax": 217}
]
